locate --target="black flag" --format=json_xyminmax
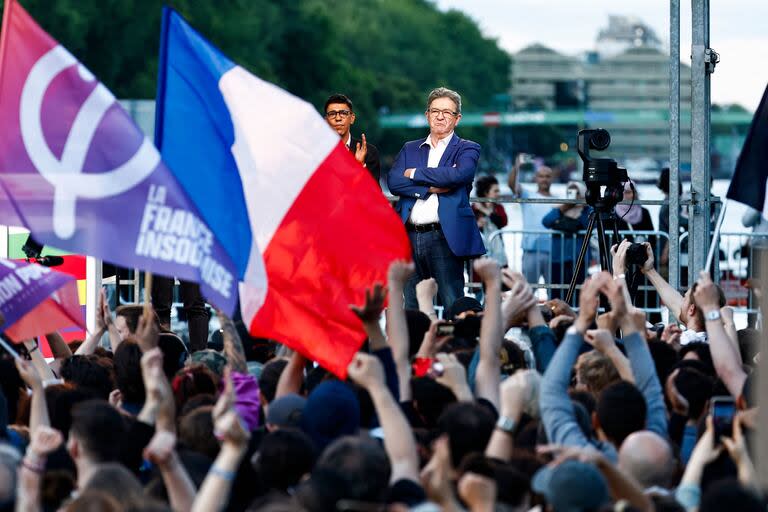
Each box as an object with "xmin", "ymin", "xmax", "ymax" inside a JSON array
[{"xmin": 727, "ymin": 83, "xmax": 768, "ymax": 216}]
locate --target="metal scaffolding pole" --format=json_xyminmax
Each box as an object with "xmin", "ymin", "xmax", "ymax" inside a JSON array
[
  {"xmin": 690, "ymin": 0, "xmax": 714, "ymax": 281},
  {"xmin": 669, "ymin": 0, "xmax": 680, "ymax": 291}
]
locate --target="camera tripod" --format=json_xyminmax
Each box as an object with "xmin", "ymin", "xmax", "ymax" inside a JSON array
[{"xmin": 564, "ymin": 207, "xmax": 620, "ymax": 304}]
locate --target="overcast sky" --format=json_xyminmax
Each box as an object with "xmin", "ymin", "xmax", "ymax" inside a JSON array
[{"xmin": 435, "ymin": 0, "xmax": 767, "ymax": 111}]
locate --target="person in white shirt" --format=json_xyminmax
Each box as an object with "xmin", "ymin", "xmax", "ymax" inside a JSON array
[
  {"xmin": 508, "ymin": 158, "xmax": 555, "ymax": 285},
  {"xmin": 387, "ymin": 88, "xmax": 485, "ymax": 310}
]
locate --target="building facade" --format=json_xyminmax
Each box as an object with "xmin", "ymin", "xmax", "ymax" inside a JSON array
[{"xmin": 510, "ymin": 17, "xmax": 693, "ymax": 166}]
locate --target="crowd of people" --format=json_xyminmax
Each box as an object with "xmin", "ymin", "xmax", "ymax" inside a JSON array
[
  {"xmin": 0, "ymin": 246, "xmax": 763, "ymax": 511},
  {"xmin": 0, "ymin": 87, "xmax": 763, "ymax": 512}
]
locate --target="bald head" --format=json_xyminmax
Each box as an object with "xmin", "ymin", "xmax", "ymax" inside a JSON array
[{"xmin": 618, "ymin": 431, "xmax": 675, "ymax": 489}]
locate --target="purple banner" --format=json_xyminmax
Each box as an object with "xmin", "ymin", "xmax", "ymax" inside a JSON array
[
  {"xmin": 0, "ymin": 3, "xmax": 238, "ymax": 313},
  {"xmin": 0, "ymin": 259, "xmax": 72, "ymax": 329}
]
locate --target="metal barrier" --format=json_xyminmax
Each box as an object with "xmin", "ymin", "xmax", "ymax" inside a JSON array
[
  {"xmin": 675, "ymin": 230, "xmax": 761, "ymax": 319},
  {"xmin": 482, "ymin": 227, "xmax": 670, "ymax": 313},
  {"xmin": 712, "ymin": 232, "xmax": 768, "ymax": 323}
]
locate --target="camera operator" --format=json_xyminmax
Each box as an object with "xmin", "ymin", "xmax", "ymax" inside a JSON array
[
  {"xmin": 615, "ymin": 183, "xmax": 659, "ymax": 320},
  {"xmin": 612, "ymin": 240, "xmax": 725, "ymax": 344}
]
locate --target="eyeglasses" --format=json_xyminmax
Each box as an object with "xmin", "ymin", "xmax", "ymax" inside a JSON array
[
  {"xmin": 325, "ymin": 109, "xmax": 351, "ymax": 119},
  {"xmin": 427, "ymin": 108, "xmax": 459, "ymax": 118}
]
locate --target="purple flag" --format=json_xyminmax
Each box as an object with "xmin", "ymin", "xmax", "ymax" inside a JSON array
[
  {"xmin": 0, "ymin": 258, "xmax": 84, "ymax": 341},
  {"xmin": 0, "ymin": 0, "xmax": 238, "ymax": 313}
]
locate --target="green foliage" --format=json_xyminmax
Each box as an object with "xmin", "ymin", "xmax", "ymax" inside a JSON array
[{"xmin": 6, "ymin": 0, "xmax": 510, "ymax": 156}]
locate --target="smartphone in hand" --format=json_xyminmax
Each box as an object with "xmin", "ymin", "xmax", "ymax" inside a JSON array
[{"xmin": 710, "ymin": 395, "xmax": 736, "ymax": 446}]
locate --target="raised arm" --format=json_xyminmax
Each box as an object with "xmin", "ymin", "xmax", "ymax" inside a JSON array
[
  {"xmin": 15, "ymin": 359, "xmax": 50, "ymax": 432},
  {"xmin": 606, "ymin": 278, "xmax": 667, "ymax": 436},
  {"xmin": 485, "ymin": 370, "xmax": 537, "ymax": 461},
  {"xmin": 275, "ymin": 350, "xmax": 306, "ymax": 399},
  {"xmin": 349, "ymin": 284, "xmax": 388, "ymax": 352},
  {"xmin": 694, "ymin": 272, "xmax": 747, "ymax": 398},
  {"xmin": 217, "ymin": 311, "xmax": 247, "ymax": 374},
  {"xmin": 76, "ymin": 289, "xmax": 112, "ymax": 356},
  {"xmin": 144, "ymin": 430, "xmax": 197, "ymax": 512},
  {"xmin": 350, "ymin": 283, "xmax": 400, "ymax": 399},
  {"xmin": 386, "ymin": 261, "xmax": 416, "ymax": 402},
  {"xmin": 191, "ymin": 370, "xmax": 251, "ymax": 512},
  {"xmin": 592, "ymin": 452, "xmax": 653, "ymax": 512},
  {"xmin": 347, "ymin": 353, "xmax": 420, "ymax": 484},
  {"xmin": 45, "ymin": 332, "xmax": 72, "ymax": 360},
  {"xmin": 473, "ymin": 258, "xmax": 503, "ymax": 410},
  {"xmin": 22, "ymin": 340, "xmax": 55, "ymax": 383},
  {"xmin": 676, "ymin": 417, "xmax": 722, "ymax": 511},
  {"xmin": 501, "ymin": 270, "xmax": 556, "ymax": 372},
  {"xmin": 540, "ymin": 273, "xmax": 616, "ymax": 458},
  {"xmin": 141, "ymin": 347, "xmax": 196, "ymax": 511},
  {"xmin": 138, "ymin": 347, "xmax": 176, "ymax": 431},
  {"xmin": 636, "ymin": 243, "xmax": 684, "ymax": 318},
  {"xmin": 416, "ymin": 278, "xmax": 439, "ymax": 321},
  {"xmin": 584, "ymin": 329, "xmax": 634, "ymax": 384},
  {"xmin": 722, "ymin": 414, "xmax": 761, "ymax": 495},
  {"xmin": 507, "ymin": 156, "xmax": 522, "ymax": 196},
  {"xmin": 100, "ymin": 288, "xmax": 122, "ymax": 352},
  {"xmin": 16, "ymin": 426, "xmax": 63, "ymax": 512}
]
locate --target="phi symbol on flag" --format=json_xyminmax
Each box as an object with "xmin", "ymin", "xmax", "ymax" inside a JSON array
[{"xmin": 19, "ymin": 45, "xmax": 158, "ymax": 239}]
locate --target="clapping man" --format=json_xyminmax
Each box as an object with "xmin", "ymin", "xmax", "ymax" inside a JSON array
[{"xmin": 323, "ymin": 94, "xmax": 381, "ymax": 187}]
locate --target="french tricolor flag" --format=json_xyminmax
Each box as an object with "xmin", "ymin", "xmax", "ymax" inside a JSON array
[{"xmin": 156, "ymin": 8, "xmax": 410, "ymax": 377}]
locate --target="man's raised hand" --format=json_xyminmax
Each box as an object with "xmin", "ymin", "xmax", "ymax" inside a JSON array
[
  {"xmin": 388, "ymin": 260, "xmax": 415, "ymax": 286},
  {"xmin": 502, "ymin": 281, "xmax": 537, "ymax": 328},
  {"xmin": 354, "ymin": 133, "xmax": 368, "ymax": 165},
  {"xmin": 640, "ymin": 242, "xmax": 655, "ymax": 274},
  {"xmin": 349, "ymin": 283, "xmax": 387, "ymax": 324},
  {"xmin": 347, "ymin": 352, "xmax": 386, "ymax": 391},
  {"xmin": 693, "ymin": 271, "xmax": 721, "ymax": 313},
  {"xmin": 29, "ymin": 426, "xmax": 63, "ymax": 458},
  {"xmin": 584, "ymin": 328, "xmax": 617, "ymax": 354},
  {"xmin": 135, "ymin": 307, "xmax": 160, "ymax": 352},
  {"xmin": 574, "ymin": 272, "xmax": 611, "ymax": 334},
  {"xmin": 473, "ymin": 257, "xmax": 501, "ymax": 285},
  {"xmin": 96, "ymin": 287, "xmax": 113, "ymax": 332},
  {"xmin": 611, "ymin": 239, "xmax": 632, "ymax": 277}
]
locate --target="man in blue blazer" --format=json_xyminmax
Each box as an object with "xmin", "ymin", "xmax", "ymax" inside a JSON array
[{"xmin": 388, "ymin": 87, "xmax": 485, "ymax": 311}]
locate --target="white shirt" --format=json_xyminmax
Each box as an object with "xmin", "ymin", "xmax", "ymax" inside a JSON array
[
  {"xmin": 680, "ymin": 329, "xmax": 708, "ymax": 345},
  {"xmin": 409, "ymin": 132, "xmax": 453, "ymax": 224}
]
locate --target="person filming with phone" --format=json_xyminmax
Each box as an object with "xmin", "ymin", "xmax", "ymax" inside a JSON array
[{"xmin": 508, "ymin": 155, "xmax": 555, "ymax": 286}]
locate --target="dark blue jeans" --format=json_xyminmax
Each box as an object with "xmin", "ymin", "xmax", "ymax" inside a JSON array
[{"xmin": 404, "ymin": 229, "xmax": 465, "ymax": 313}]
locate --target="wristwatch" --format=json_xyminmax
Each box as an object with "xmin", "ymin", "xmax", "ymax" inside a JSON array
[
  {"xmin": 705, "ymin": 310, "xmax": 721, "ymax": 321},
  {"xmin": 496, "ymin": 415, "xmax": 516, "ymax": 435}
]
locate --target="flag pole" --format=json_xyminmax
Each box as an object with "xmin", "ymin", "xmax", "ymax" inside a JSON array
[
  {"xmin": 0, "ymin": 336, "xmax": 21, "ymax": 361},
  {"xmin": 704, "ymin": 199, "xmax": 727, "ymax": 274},
  {"xmin": 0, "ymin": 0, "xmax": 15, "ymax": 93},
  {"xmin": 143, "ymin": 271, "xmax": 153, "ymax": 311}
]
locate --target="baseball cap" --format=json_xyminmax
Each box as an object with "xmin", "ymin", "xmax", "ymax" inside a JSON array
[
  {"xmin": 266, "ymin": 393, "xmax": 307, "ymax": 428},
  {"xmin": 446, "ymin": 296, "xmax": 482, "ymax": 320},
  {"xmin": 532, "ymin": 459, "xmax": 609, "ymax": 512}
]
